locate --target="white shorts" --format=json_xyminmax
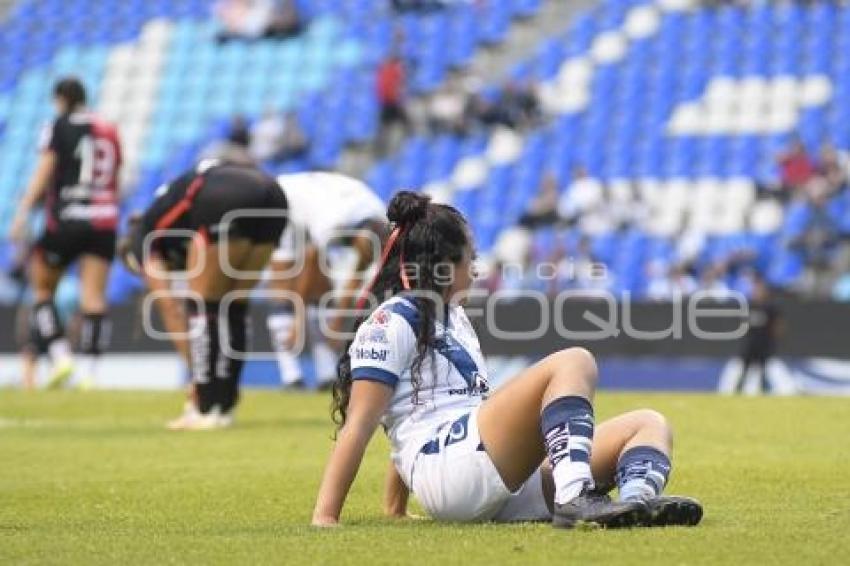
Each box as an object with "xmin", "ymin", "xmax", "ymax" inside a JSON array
[{"xmin": 409, "ymin": 407, "xmax": 552, "ymax": 523}]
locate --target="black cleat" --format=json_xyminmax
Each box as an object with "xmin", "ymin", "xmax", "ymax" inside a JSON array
[
  {"xmin": 553, "ymin": 490, "xmax": 649, "ymax": 530},
  {"xmin": 643, "ymin": 495, "xmax": 703, "ymax": 527}
]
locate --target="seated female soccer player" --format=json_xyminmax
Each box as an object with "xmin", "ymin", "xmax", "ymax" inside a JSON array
[
  {"xmin": 120, "ymin": 159, "xmax": 288, "ymax": 430},
  {"xmin": 312, "ymin": 192, "xmax": 702, "ymax": 528}
]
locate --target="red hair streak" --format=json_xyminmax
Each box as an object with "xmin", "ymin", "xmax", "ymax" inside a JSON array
[{"xmin": 355, "ymin": 225, "xmax": 411, "ymax": 312}]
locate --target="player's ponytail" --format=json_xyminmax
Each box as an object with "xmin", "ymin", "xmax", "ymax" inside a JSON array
[{"xmin": 332, "ymin": 191, "xmax": 471, "ymax": 430}]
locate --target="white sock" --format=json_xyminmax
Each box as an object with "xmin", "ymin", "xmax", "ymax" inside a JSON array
[
  {"xmin": 267, "ymin": 312, "xmax": 302, "ymax": 385},
  {"xmin": 312, "ymin": 340, "xmax": 337, "ymax": 386},
  {"xmin": 552, "ymin": 453, "xmax": 593, "ymax": 505},
  {"xmin": 542, "ymin": 397, "xmax": 595, "ymax": 505},
  {"xmin": 48, "ymin": 339, "xmax": 73, "ymax": 366},
  {"xmin": 308, "ymin": 307, "xmax": 337, "ymax": 386}
]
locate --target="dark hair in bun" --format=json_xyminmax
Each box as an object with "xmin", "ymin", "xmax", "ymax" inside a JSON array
[
  {"xmin": 387, "ymin": 190, "xmax": 430, "ymax": 225},
  {"xmin": 332, "ymin": 189, "xmax": 471, "ymax": 429}
]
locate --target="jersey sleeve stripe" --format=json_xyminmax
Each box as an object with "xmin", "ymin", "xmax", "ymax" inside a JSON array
[
  {"xmin": 351, "ymin": 367, "xmax": 399, "ymax": 387},
  {"xmin": 387, "ymin": 299, "xmax": 420, "ymax": 334}
]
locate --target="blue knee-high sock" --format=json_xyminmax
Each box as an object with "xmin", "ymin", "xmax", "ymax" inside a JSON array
[
  {"xmin": 541, "ymin": 396, "xmax": 595, "ymax": 504},
  {"xmin": 616, "ymin": 446, "xmax": 671, "ymax": 501}
]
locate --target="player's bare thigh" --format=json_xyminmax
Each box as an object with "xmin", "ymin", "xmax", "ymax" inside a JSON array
[
  {"xmin": 477, "ymin": 349, "xmax": 597, "ymax": 491},
  {"xmin": 232, "ymin": 243, "xmax": 277, "ymax": 293},
  {"xmin": 186, "ymin": 238, "xmax": 252, "ymax": 300}
]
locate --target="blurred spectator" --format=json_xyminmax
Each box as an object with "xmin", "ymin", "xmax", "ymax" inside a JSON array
[
  {"xmin": 832, "ymin": 273, "xmax": 850, "ymax": 301},
  {"xmin": 391, "ymin": 0, "xmax": 462, "ymax": 12},
  {"xmin": 474, "ymin": 80, "xmax": 542, "ymax": 131},
  {"xmin": 265, "ymin": 0, "xmax": 304, "ymax": 39},
  {"xmin": 645, "ymin": 263, "xmax": 698, "ymax": 301},
  {"xmin": 790, "ymin": 184, "xmax": 841, "ymax": 296},
  {"xmin": 518, "ymin": 174, "xmax": 559, "ymax": 229},
  {"xmin": 428, "ymin": 71, "xmax": 474, "ymax": 135},
  {"xmin": 375, "ymin": 52, "xmax": 412, "ymax": 155},
  {"xmin": 778, "ymin": 136, "xmax": 817, "ymax": 196},
  {"xmin": 794, "ymin": 189, "xmax": 840, "ymax": 296},
  {"xmin": 732, "ymin": 274, "xmax": 783, "ymax": 395},
  {"xmin": 250, "ymin": 109, "xmax": 309, "ymax": 163},
  {"xmin": 562, "ymin": 236, "xmax": 611, "ymax": 294},
  {"xmin": 499, "ymin": 80, "xmax": 542, "ymax": 131},
  {"xmin": 200, "ymin": 115, "xmax": 255, "ymax": 164},
  {"xmin": 215, "ymin": 0, "xmax": 303, "ymax": 42},
  {"xmin": 608, "ymin": 181, "xmax": 646, "ymax": 231},
  {"xmin": 817, "ymin": 142, "xmax": 850, "ymax": 193},
  {"xmin": 557, "ymin": 166, "xmax": 605, "ymax": 229},
  {"xmin": 699, "ymin": 263, "xmax": 733, "ymax": 300}
]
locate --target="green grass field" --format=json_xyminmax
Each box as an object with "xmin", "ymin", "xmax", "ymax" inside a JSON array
[{"xmin": 1, "ymin": 390, "xmax": 848, "ymax": 565}]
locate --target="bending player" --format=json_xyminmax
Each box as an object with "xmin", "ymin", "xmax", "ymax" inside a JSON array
[
  {"xmin": 120, "ymin": 160, "xmax": 288, "ymax": 429},
  {"xmin": 313, "ymin": 192, "xmax": 702, "ymax": 528},
  {"xmin": 267, "ymin": 172, "xmax": 387, "ymax": 389},
  {"xmin": 8, "ymin": 77, "xmax": 121, "ymax": 387}
]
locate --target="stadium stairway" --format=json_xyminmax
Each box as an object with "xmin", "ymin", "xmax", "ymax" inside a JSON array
[
  {"xmin": 469, "ymin": 0, "xmax": 596, "ymax": 82},
  {"xmin": 0, "ymin": 0, "xmax": 15, "ymax": 22},
  {"xmin": 341, "ymin": 0, "xmax": 594, "ymax": 177}
]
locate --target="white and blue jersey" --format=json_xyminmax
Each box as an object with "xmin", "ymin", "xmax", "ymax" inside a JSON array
[{"xmin": 349, "ymin": 295, "xmax": 490, "ymax": 484}]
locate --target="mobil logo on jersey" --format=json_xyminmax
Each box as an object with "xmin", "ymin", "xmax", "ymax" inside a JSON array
[{"xmin": 354, "ymin": 347, "xmax": 389, "ymax": 362}]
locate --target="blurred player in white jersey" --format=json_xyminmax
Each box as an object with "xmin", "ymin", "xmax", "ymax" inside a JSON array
[{"xmin": 268, "ymin": 172, "xmax": 388, "ymax": 389}]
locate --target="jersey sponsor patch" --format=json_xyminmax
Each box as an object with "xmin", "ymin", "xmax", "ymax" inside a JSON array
[
  {"xmin": 369, "ymin": 308, "xmax": 391, "ymax": 326},
  {"xmin": 354, "ymin": 347, "xmax": 389, "ymax": 362},
  {"xmin": 359, "ymin": 326, "xmax": 388, "ymax": 344}
]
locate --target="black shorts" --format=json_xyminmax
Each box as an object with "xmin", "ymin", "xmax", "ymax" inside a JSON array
[
  {"xmin": 36, "ymin": 222, "xmax": 116, "ymax": 268},
  {"xmin": 380, "ymin": 102, "xmax": 409, "ymax": 125},
  {"xmin": 190, "ymin": 170, "xmax": 288, "ymax": 245}
]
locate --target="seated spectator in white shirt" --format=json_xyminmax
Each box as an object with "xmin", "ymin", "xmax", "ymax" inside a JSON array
[
  {"xmin": 645, "ymin": 262, "xmax": 697, "ymax": 301},
  {"xmin": 215, "ymin": 0, "xmax": 302, "ymax": 42},
  {"xmin": 519, "ymin": 173, "xmax": 559, "ymax": 229},
  {"xmin": 699, "ymin": 263, "xmax": 734, "ymax": 301},
  {"xmin": 215, "ymin": 0, "xmax": 273, "ymax": 41},
  {"xmin": 250, "ymin": 109, "xmax": 309, "ymax": 163},
  {"xmin": 557, "ymin": 166, "xmax": 604, "ymax": 223}
]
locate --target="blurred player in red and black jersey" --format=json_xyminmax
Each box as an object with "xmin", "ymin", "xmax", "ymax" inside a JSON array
[
  {"xmin": 119, "ymin": 160, "xmax": 289, "ymax": 429},
  {"xmin": 8, "ymin": 77, "xmax": 122, "ymax": 388}
]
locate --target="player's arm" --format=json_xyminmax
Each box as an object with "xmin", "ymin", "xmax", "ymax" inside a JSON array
[
  {"xmin": 382, "ymin": 459, "xmax": 409, "ymax": 518},
  {"xmin": 312, "ymin": 380, "xmax": 392, "ymax": 526},
  {"xmin": 9, "ymin": 151, "xmax": 57, "ymax": 241}
]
